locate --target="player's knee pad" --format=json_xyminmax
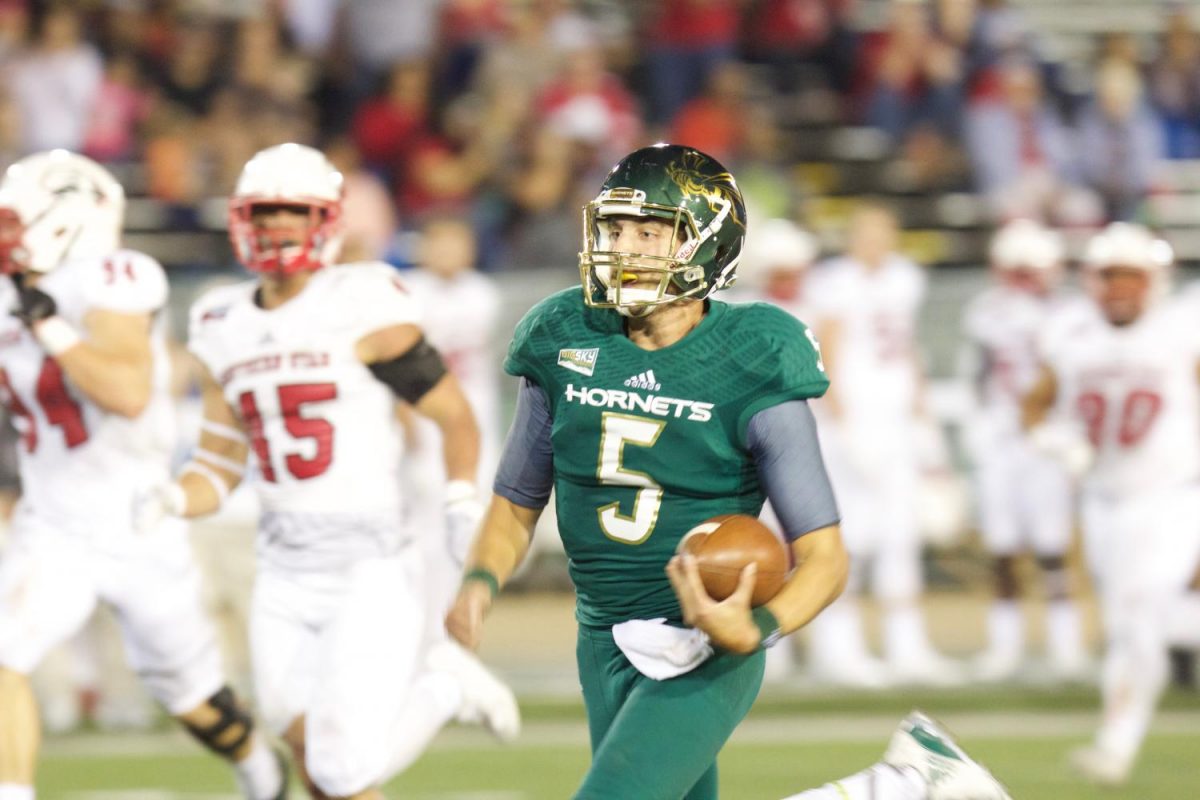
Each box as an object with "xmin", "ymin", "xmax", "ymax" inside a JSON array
[{"xmin": 182, "ymin": 686, "xmax": 254, "ymax": 758}]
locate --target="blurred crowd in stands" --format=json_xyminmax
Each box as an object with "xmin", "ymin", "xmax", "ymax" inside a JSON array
[{"xmin": 0, "ymin": 0, "xmax": 1197, "ymax": 270}]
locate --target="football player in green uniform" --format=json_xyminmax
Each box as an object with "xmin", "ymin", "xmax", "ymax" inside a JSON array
[{"xmin": 447, "ymin": 144, "xmax": 1010, "ymax": 800}]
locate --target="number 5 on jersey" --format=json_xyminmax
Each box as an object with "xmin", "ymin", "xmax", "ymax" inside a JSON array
[
  {"xmin": 596, "ymin": 412, "xmax": 666, "ymax": 544},
  {"xmin": 238, "ymin": 383, "xmax": 337, "ymax": 482}
]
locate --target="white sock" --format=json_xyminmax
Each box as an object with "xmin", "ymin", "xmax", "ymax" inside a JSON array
[
  {"xmin": 781, "ymin": 763, "xmax": 926, "ymax": 800},
  {"xmin": 764, "ymin": 639, "xmax": 798, "ymax": 680},
  {"xmin": 884, "ymin": 604, "xmax": 937, "ymax": 665},
  {"xmin": 0, "ymin": 785, "xmax": 35, "ymax": 800},
  {"xmin": 807, "ymin": 595, "xmax": 874, "ymax": 667},
  {"xmin": 1097, "ymin": 627, "xmax": 1167, "ymax": 761},
  {"xmin": 382, "ymin": 671, "xmax": 462, "ymax": 778},
  {"xmin": 1045, "ymin": 599, "xmax": 1085, "ymax": 667},
  {"xmin": 985, "ymin": 600, "xmax": 1023, "ymax": 659},
  {"xmin": 233, "ymin": 735, "xmax": 284, "ymax": 800},
  {"xmin": 1165, "ymin": 594, "xmax": 1200, "ymax": 648}
]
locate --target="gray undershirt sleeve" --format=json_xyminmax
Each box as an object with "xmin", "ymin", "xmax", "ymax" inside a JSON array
[
  {"xmin": 493, "ymin": 377, "xmax": 555, "ymax": 509},
  {"xmin": 746, "ymin": 400, "xmax": 841, "ymax": 541}
]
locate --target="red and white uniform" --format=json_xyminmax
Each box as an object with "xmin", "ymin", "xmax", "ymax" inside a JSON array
[
  {"xmin": 395, "ymin": 267, "xmax": 500, "ymax": 611},
  {"xmin": 1042, "ymin": 295, "xmax": 1200, "ymax": 761},
  {"xmin": 0, "ymin": 250, "xmax": 223, "ymax": 714},
  {"xmin": 801, "ymin": 254, "xmax": 958, "ymax": 681},
  {"xmin": 398, "ymin": 267, "xmax": 501, "ymax": 492},
  {"xmin": 189, "ymin": 262, "xmax": 418, "ymax": 573},
  {"xmin": 962, "ymin": 286, "xmax": 1074, "ymax": 555},
  {"xmin": 189, "ymin": 262, "xmax": 457, "ymax": 796},
  {"xmin": 806, "ymin": 255, "xmax": 926, "ymax": 598},
  {"xmin": 1043, "ymin": 299, "xmax": 1200, "ymax": 498}
]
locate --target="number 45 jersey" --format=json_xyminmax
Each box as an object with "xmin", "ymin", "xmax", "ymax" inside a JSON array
[
  {"xmin": 0, "ymin": 250, "xmax": 174, "ymax": 535},
  {"xmin": 188, "ymin": 263, "xmax": 420, "ymax": 571},
  {"xmin": 506, "ymin": 288, "xmax": 829, "ymax": 628}
]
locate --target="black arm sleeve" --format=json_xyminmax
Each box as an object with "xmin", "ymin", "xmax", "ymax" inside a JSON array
[
  {"xmin": 367, "ymin": 337, "xmax": 448, "ymax": 403},
  {"xmin": 747, "ymin": 400, "xmax": 840, "ymax": 542},
  {"xmin": 493, "ymin": 378, "xmax": 554, "ymax": 509}
]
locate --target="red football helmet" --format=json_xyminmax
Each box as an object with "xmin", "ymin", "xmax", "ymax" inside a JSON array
[
  {"xmin": 1082, "ymin": 222, "xmax": 1173, "ymax": 326},
  {"xmin": 228, "ymin": 143, "xmax": 344, "ymax": 275}
]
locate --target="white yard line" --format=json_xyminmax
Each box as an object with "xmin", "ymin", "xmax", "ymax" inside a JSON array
[
  {"xmin": 65, "ymin": 794, "xmax": 528, "ymax": 800},
  {"xmin": 43, "ymin": 709, "xmax": 1200, "ymax": 759}
]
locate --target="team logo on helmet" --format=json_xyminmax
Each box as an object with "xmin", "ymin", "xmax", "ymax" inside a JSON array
[{"xmin": 665, "ymin": 152, "xmax": 744, "ymax": 240}]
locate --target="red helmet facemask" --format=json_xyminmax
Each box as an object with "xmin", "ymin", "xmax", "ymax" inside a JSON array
[
  {"xmin": 0, "ymin": 208, "xmax": 28, "ymax": 276},
  {"xmin": 227, "ymin": 197, "xmax": 342, "ymax": 276}
]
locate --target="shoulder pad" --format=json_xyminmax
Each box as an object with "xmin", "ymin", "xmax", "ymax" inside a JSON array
[
  {"xmin": 74, "ymin": 249, "xmax": 169, "ymax": 314},
  {"xmin": 725, "ymin": 302, "xmax": 830, "ymax": 441},
  {"xmin": 505, "ymin": 287, "xmax": 595, "ymax": 385}
]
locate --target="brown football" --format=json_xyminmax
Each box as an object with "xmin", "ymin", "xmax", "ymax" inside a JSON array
[{"xmin": 677, "ymin": 514, "xmax": 788, "ymax": 607}]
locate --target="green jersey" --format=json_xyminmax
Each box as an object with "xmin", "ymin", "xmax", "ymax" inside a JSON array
[{"xmin": 505, "ymin": 288, "xmax": 829, "ymax": 628}]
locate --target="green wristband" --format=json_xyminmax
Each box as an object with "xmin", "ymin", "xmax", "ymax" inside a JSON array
[
  {"xmin": 751, "ymin": 606, "xmax": 783, "ymax": 650},
  {"xmin": 463, "ymin": 568, "xmax": 500, "ymax": 599}
]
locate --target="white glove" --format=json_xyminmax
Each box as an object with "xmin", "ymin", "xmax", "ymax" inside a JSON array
[
  {"xmin": 444, "ymin": 480, "xmax": 484, "ymax": 569},
  {"xmin": 132, "ymin": 482, "xmax": 187, "ymax": 535},
  {"xmin": 1028, "ymin": 422, "xmax": 1094, "ymax": 478}
]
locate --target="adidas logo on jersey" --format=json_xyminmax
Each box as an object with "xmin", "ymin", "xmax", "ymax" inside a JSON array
[{"xmin": 623, "ymin": 370, "xmax": 661, "ymax": 391}]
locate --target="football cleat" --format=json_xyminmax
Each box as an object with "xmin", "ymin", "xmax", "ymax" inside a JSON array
[
  {"xmin": 1068, "ymin": 745, "xmax": 1133, "ymax": 787},
  {"xmin": 884, "ymin": 711, "xmax": 1013, "ymax": 800},
  {"xmin": 427, "ymin": 639, "xmax": 521, "ymax": 742}
]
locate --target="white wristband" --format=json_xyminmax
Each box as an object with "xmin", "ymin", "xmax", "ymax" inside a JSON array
[
  {"xmin": 181, "ymin": 462, "xmax": 231, "ymax": 505},
  {"xmin": 200, "ymin": 419, "xmax": 248, "ymax": 444},
  {"xmin": 33, "ymin": 317, "xmax": 82, "ymax": 356},
  {"xmin": 195, "ymin": 448, "xmax": 247, "ymax": 476},
  {"xmin": 444, "ymin": 479, "xmax": 478, "ymax": 507}
]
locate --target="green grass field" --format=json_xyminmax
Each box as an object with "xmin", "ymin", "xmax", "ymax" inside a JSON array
[{"xmin": 35, "ymin": 686, "xmax": 1200, "ymax": 799}]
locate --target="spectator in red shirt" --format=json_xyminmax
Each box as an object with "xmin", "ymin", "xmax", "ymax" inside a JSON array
[
  {"xmin": 534, "ymin": 40, "xmax": 641, "ymax": 164},
  {"xmin": 742, "ymin": 0, "xmax": 858, "ymax": 94},
  {"xmin": 668, "ymin": 60, "xmax": 748, "ymax": 164},
  {"xmin": 641, "ymin": 0, "xmax": 740, "ymax": 126},
  {"xmin": 351, "ymin": 58, "xmax": 433, "ymax": 179}
]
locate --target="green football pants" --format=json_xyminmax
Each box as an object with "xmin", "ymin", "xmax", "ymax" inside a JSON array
[{"xmin": 572, "ymin": 623, "xmax": 766, "ymax": 800}]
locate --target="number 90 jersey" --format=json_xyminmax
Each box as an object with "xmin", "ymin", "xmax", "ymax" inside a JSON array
[
  {"xmin": 1040, "ymin": 297, "xmax": 1200, "ymax": 496},
  {"xmin": 0, "ymin": 250, "xmax": 174, "ymax": 535},
  {"xmin": 189, "ymin": 264, "xmax": 418, "ymax": 536},
  {"xmin": 506, "ymin": 288, "xmax": 829, "ymax": 628}
]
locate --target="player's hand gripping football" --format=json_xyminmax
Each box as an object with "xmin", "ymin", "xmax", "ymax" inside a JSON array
[
  {"xmin": 666, "ymin": 554, "xmax": 760, "ymax": 655},
  {"xmin": 446, "ymin": 579, "xmax": 492, "ymax": 651}
]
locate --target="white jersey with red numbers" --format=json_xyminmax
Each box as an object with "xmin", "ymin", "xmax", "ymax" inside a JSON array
[
  {"xmin": 963, "ymin": 286, "xmax": 1081, "ymax": 438},
  {"xmin": 1041, "ymin": 297, "xmax": 1200, "ymax": 497},
  {"xmin": 0, "ymin": 249, "xmax": 174, "ymax": 537},
  {"xmin": 806, "ymin": 254, "xmax": 925, "ymax": 423},
  {"xmin": 398, "ymin": 268, "xmax": 501, "ymax": 446},
  {"xmin": 188, "ymin": 262, "xmax": 420, "ymax": 571}
]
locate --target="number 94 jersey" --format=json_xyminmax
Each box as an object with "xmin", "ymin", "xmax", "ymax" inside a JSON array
[
  {"xmin": 0, "ymin": 250, "xmax": 174, "ymax": 534},
  {"xmin": 506, "ymin": 288, "xmax": 829, "ymax": 628},
  {"xmin": 188, "ymin": 264, "xmax": 419, "ymax": 547},
  {"xmin": 1040, "ymin": 297, "xmax": 1200, "ymax": 496}
]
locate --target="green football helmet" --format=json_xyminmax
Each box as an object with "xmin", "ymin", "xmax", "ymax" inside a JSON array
[{"xmin": 580, "ymin": 143, "xmax": 746, "ymax": 315}]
